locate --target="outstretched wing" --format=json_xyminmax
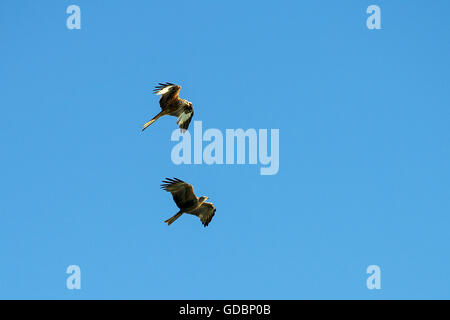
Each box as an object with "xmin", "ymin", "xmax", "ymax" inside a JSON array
[
  {"xmin": 160, "ymin": 178, "xmax": 198, "ymax": 210},
  {"xmin": 176, "ymin": 104, "xmax": 194, "ymax": 132},
  {"xmin": 153, "ymin": 82, "xmax": 181, "ymax": 108},
  {"xmin": 190, "ymin": 202, "xmax": 216, "ymax": 227}
]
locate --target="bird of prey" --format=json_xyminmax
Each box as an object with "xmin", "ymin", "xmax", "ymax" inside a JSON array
[
  {"xmin": 161, "ymin": 178, "xmax": 216, "ymax": 227},
  {"xmin": 142, "ymin": 82, "xmax": 194, "ymax": 132}
]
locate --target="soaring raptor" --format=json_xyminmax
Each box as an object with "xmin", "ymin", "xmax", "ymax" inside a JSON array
[
  {"xmin": 161, "ymin": 178, "xmax": 216, "ymax": 227},
  {"xmin": 142, "ymin": 82, "xmax": 194, "ymax": 132}
]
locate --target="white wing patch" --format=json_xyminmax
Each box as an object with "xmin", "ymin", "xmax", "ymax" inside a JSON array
[
  {"xmin": 156, "ymin": 85, "xmax": 174, "ymax": 96},
  {"xmin": 176, "ymin": 110, "xmax": 193, "ymax": 125}
]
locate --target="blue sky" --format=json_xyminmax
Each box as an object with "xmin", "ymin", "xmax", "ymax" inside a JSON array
[{"xmin": 1, "ymin": 0, "xmax": 449, "ymax": 299}]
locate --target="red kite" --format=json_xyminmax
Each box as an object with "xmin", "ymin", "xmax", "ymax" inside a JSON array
[
  {"xmin": 161, "ymin": 178, "xmax": 216, "ymax": 227},
  {"xmin": 142, "ymin": 83, "xmax": 194, "ymax": 132}
]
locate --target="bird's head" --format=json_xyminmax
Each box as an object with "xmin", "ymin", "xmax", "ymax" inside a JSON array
[{"xmin": 198, "ymin": 196, "xmax": 209, "ymax": 203}]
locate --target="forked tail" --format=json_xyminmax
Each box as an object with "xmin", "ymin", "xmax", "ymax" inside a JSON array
[
  {"xmin": 164, "ymin": 211, "xmax": 183, "ymax": 226},
  {"xmin": 142, "ymin": 111, "xmax": 165, "ymax": 132}
]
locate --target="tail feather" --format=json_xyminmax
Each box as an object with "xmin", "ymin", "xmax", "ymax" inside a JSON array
[
  {"xmin": 164, "ymin": 211, "xmax": 183, "ymax": 226},
  {"xmin": 142, "ymin": 111, "xmax": 165, "ymax": 132}
]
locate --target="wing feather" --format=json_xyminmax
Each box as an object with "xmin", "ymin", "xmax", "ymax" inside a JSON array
[
  {"xmin": 161, "ymin": 178, "xmax": 197, "ymax": 210},
  {"xmin": 176, "ymin": 105, "xmax": 194, "ymax": 132},
  {"xmin": 190, "ymin": 202, "xmax": 216, "ymax": 227},
  {"xmin": 153, "ymin": 82, "xmax": 181, "ymax": 108}
]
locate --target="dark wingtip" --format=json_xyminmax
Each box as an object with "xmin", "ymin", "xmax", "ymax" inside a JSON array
[{"xmin": 160, "ymin": 178, "xmax": 184, "ymax": 188}]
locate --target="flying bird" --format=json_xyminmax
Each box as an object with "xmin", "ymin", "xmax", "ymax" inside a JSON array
[
  {"xmin": 161, "ymin": 178, "xmax": 216, "ymax": 227},
  {"xmin": 142, "ymin": 82, "xmax": 194, "ymax": 132}
]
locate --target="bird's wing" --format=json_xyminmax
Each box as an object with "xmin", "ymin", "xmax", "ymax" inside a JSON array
[
  {"xmin": 176, "ymin": 105, "xmax": 194, "ymax": 132},
  {"xmin": 153, "ymin": 82, "xmax": 181, "ymax": 108},
  {"xmin": 160, "ymin": 178, "xmax": 197, "ymax": 209},
  {"xmin": 190, "ymin": 202, "xmax": 216, "ymax": 227}
]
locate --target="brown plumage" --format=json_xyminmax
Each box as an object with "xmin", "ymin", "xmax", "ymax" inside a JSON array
[
  {"xmin": 161, "ymin": 178, "xmax": 216, "ymax": 227},
  {"xmin": 142, "ymin": 82, "xmax": 194, "ymax": 132}
]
